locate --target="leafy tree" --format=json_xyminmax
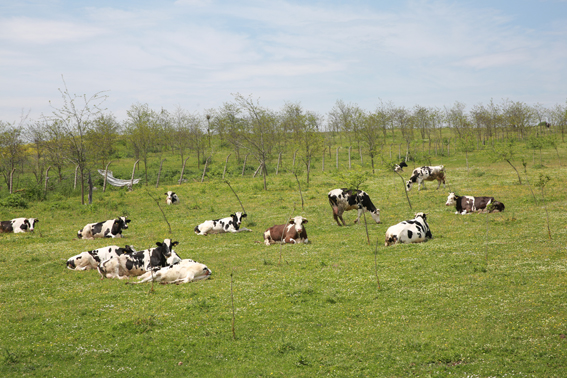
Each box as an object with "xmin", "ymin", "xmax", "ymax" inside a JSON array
[
  {"xmin": 491, "ymin": 140, "xmax": 523, "ymax": 184},
  {"xmin": 86, "ymin": 113, "xmax": 119, "ymax": 168},
  {"xmin": 0, "ymin": 121, "xmax": 26, "ymax": 193},
  {"xmin": 361, "ymin": 109, "xmax": 382, "ymax": 173},
  {"xmin": 25, "ymin": 120, "xmax": 48, "ymax": 185}
]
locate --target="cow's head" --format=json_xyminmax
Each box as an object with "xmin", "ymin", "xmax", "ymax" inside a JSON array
[
  {"xmin": 415, "ymin": 212, "xmax": 427, "ymax": 221},
  {"xmin": 28, "ymin": 218, "xmax": 38, "ymax": 231},
  {"xmin": 192, "ymin": 263, "xmax": 212, "ymax": 281},
  {"xmin": 156, "ymin": 238, "xmax": 179, "ymax": 257},
  {"xmin": 118, "ymin": 216, "xmax": 131, "ymax": 229},
  {"xmin": 445, "ymin": 193, "xmax": 457, "ymax": 206},
  {"xmin": 77, "ymin": 229, "xmax": 83, "ymax": 239},
  {"xmin": 405, "ymin": 176, "xmax": 418, "ymax": 192},
  {"xmin": 232, "ymin": 212, "xmax": 247, "ymax": 226},
  {"xmin": 394, "ymin": 161, "xmax": 408, "ymax": 172},
  {"xmin": 288, "ymin": 216, "xmax": 308, "ymax": 233},
  {"xmin": 370, "ymin": 209, "xmax": 381, "ymax": 224},
  {"xmin": 165, "ymin": 191, "xmax": 177, "ymax": 204}
]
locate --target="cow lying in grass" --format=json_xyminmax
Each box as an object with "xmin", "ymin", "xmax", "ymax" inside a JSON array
[
  {"xmin": 0, "ymin": 218, "xmax": 39, "ymax": 233},
  {"xmin": 134, "ymin": 259, "xmax": 211, "ymax": 284},
  {"xmin": 194, "ymin": 212, "xmax": 251, "ymax": 235},
  {"xmin": 263, "ymin": 216, "xmax": 309, "ymax": 245},
  {"xmin": 166, "ymin": 191, "xmax": 179, "ymax": 205},
  {"xmin": 66, "ymin": 245, "xmax": 136, "ymax": 271},
  {"xmin": 77, "ymin": 216, "xmax": 131, "ymax": 239},
  {"xmin": 97, "ymin": 239, "xmax": 180, "ymax": 279},
  {"xmin": 385, "ymin": 212, "xmax": 432, "ymax": 246},
  {"xmin": 445, "ymin": 193, "xmax": 505, "ymax": 214}
]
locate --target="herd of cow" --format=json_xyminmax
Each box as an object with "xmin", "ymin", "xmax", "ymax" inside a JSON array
[{"xmin": 1, "ymin": 165, "xmax": 505, "ymax": 284}]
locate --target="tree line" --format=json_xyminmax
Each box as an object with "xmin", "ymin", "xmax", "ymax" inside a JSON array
[{"xmin": 1, "ymin": 86, "xmax": 567, "ymax": 203}]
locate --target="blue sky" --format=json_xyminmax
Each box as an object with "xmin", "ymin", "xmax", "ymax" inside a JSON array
[{"xmin": 1, "ymin": 0, "xmax": 566, "ymax": 123}]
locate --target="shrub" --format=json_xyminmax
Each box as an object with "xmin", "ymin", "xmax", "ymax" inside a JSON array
[{"xmin": 0, "ymin": 193, "xmax": 28, "ymax": 209}]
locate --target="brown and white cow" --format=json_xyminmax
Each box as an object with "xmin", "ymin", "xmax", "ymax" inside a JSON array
[
  {"xmin": 445, "ymin": 193, "xmax": 505, "ymax": 215},
  {"xmin": 0, "ymin": 218, "xmax": 39, "ymax": 233},
  {"xmin": 328, "ymin": 189, "xmax": 380, "ymax": 226},
  {"xmin": 263, "ymin": 216, "xmax": 309, "ymax": 246},
  {"xmin": 406, "ymin": 165, "xmax": 446, "ymax": 192}
]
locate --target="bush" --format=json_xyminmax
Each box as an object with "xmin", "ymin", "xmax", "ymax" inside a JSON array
[{"xmin": 1, "ymin": 193, "xmax": 28, "ymax": 209}]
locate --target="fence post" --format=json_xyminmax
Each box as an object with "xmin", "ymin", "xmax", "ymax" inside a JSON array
[
  {"xmin": 336, "ymin": 147, "xmax": 340, "ymax": 169},
  {"xmin": 103, "ymin": 161, "xmax": 112, "ymax": 192},
  {"xmin": 178, "ymin": 157, "xmax": 190, "ymax": 184},
  {"xmin": 44, "ymin": 166, "xmax": 51, "ymax": 193},
  {"xmin": 156, "ymin": 159, "xmax": 166, "ymax": 188},
  {"xmin": 201, "ymin": 156, "xmax": 211, "ymax": 183},
  {"xmin": 348, "ymin": 146, "xmax": 351, "ymax": 169},
  {"xmin": 73, "ymin": 165, "xmax": 79, "ymax": 190},
  {"xmin": 130, "ymin": 160, "xmax": 139, "ymax": 191},
  {"xmin": 242, "ymin": 153, "xmax": 250, "ymax": 176},
  {"xmin": 223, "ymin": 154, "xmax": 232, "ymax": 179}
]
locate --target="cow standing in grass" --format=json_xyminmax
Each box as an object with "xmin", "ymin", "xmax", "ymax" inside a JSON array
[
  {"xmin": 328, "ymin": 189, "xmax": 381, "ymax": 226},
  {"xmin": 406, "ymin": 165, "xmax": 446, "ymax": 192}
]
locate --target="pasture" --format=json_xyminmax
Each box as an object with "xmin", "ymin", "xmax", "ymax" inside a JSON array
[{"xmin": 1, "ymin": 144, "xmax": 566, "ymax": 377}]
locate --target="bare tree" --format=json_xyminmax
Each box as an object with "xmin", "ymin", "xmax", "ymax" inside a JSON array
[
  {"xmin": 232, "ymin": 94, "xmax": 278, "ymax": 190},
  {"xmin": 124, "ymin": 103, "xmax": 158, "ymax": 185},
  {"xmin": 49, "ymin": 78, "xmax": 107, "ymax": 204}
]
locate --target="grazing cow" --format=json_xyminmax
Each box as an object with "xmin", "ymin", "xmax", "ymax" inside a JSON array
[
  {"xmin": 327, "ymin": 189, "xmax": 381, "ymax": 226},
  {"xmin": 165, "ymin": 191, "xmax": 179, "ymax": 205},
  {"xmin": 77, "ymin": 216, "xmax": 131, "ymax": 239},
  {"xmin": 385, "ymin": 212, "xmax": 433, "ymax": 246},
  {"xmin": 66, "ymin": 245, "xmax": 136, "ymax": 271},
  {"xmin": 445, "ymin": 193, "xmax": 505, "ymax": 215},
  {"xmin": 263, "ymin": 216, "xmax": 309, "ymax": 246},
  {"xmin": 135, "ymin": 260, "xmax": 211, "ymax": 284},
  {"xmin": 194, "ymin": 212, "xmax": 251, "ymax": 235},
  {"xmin": 406, "ymin": 165, "xmax": 446, "ymax": 192},
  {"xmin": 97, "ymin": 239, "xmax": 180, "ymax": 279},
  {"xmin": 0, "ymin": 218, "xmax": 38, "ymax": 233},
  {"xmin": 394, "ymin": 161, "xmax": 408, "ymax": 172}
]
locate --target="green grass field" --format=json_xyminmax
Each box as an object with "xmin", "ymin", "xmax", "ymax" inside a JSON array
[{"xmin": 1, "ymin": 142, "xmax": 566, "ymax": 377}]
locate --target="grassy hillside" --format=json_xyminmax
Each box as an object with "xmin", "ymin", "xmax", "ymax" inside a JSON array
[{"xmin": 1, "ymin": 139, "xmax": 566, "ymax": 377}]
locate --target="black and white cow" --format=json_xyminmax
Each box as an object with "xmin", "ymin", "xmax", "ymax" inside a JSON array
[
  {"xmin": 263, "ymin": 216, "xmax": 309, "ymax": 245},
  {"xmin": 394, "ymin": 161, "xmax": 408, "ymax": 172},
  {"xmin": 445, "ymin": 193, "xmax": 505, "ymax": 215},
  {"xmin": 194, "ymin": 212, "xmax": 252, "ymax": 235},
  {"xmin": 77, "ymin": 216, "xmax": 131, "ymax": 239},
  {"xmin": 328, "ymin": 189, "xmax": 381, "ymax": 226},
  {"xmin": 0, "ymin": 218, "xmax": 39, "ymax": 233},
  {"xmin": 97, "ymin": 239, "xmax": 181, "ymax": 279},
  {"xmin": 66, "ymin": 245, "xmax": 136, "ymax": 271},
  {"xmin": 135, "ymin": 259, "xmax": 212, "ymax": 284},
  {"xmin": 385, "ymin": 212, "xmax": 432, "ymax": 246},
  {"xmin": 165, "ymin": 191, "xmax": 179, "ymax": 205},
  {"xmin": 406, "ymin": 165, "xmax": 446, "ymax": 192}
]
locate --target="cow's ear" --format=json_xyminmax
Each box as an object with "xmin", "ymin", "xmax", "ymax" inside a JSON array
[
  {"xmin": 231, "ymin": 214, "xmax": 236, "ymax": 218},
  {"xmin": 156, "ymin": 242, "xmax": 163, "ymax": 247},
  {"xmin": 289, "ymin": 219, "xmax": 294, "ymax": 224},
  {"xmin": 302, "ymin": 218, "xmax": 308, "ymax": 223},
  {"xmin": 242, "ymin": 213, "xmax": 247, "ymax": 218},
  {"xmin": 126, "ymin": 219, "xmax": 131, "ymax": 223},
  {"xmin": 172, "ymin": 241, "xmax": 179, "ymax": 247},
  {"xmin": 35, "ymin": 219, "xmax": 39, "ymax": 223}
]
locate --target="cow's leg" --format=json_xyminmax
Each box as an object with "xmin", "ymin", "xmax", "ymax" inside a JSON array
[
  {"xmin": 284, "ymin": 236, "xmax": 297, "ymax": 244},
  {"xmin": 332, "ymin": 206, "xmax": 342, "ymax": 226},
  {"xmin": 354, "ymin": 208, "xmax": 363, "ymax": 223}
]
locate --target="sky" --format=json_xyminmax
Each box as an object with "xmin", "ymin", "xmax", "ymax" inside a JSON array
[{"xmin": 1, "ymin": 0, "xmax": 566, "ymax": 124}]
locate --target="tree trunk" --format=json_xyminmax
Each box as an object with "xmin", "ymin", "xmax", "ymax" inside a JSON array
[
  {"xmin": 74, "ymin": 164, "xmax": 79, "ymax": 190},
  {"xmin": 322, "ymin": 149, "xmax": 325, "ymax": 172},
  {"xmin": 201, "ymin": 156, "xmax": 210, "ymax": 183},
  {"xmin": 9, "ymin": 168, "xmax": 15, "ymax": 194},
  {"xmin": 348, "ymin": 146, "xmax": 351, "ymax": 169},
  {"xmin": 336, "ymin": 147, "xmax": 340, "ymax": 169},
  {"xmin": 293, "ymin": 150, "xmax": 298, "ymax": 167},
  {"xmin": 262, "ymin": 161, "xmax": 267, "ymax": 190},
  {"xmin": 88, "ymin": 171, "xmax": 93, "ymax": 205}
]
